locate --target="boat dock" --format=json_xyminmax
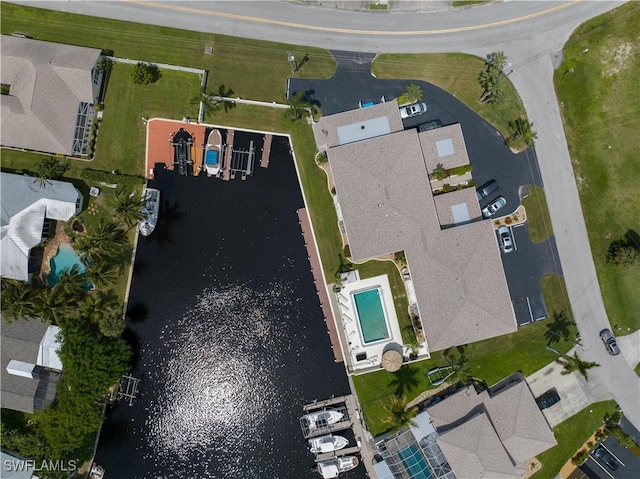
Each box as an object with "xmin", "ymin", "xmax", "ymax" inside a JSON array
[
  {"xmin": 260, "ymin": 134, "xmax": 272, "ymax": 168},
  {"xmin": 316, "ymin": 446, "xmax": 362, "ymax": 462},
  {"xmin": 222, "ymin": 129, "xmax": 234, "ymax": 180},
  {"xmin": 297, "ymin": 208, "xmax": 343, "ymax": 363}
]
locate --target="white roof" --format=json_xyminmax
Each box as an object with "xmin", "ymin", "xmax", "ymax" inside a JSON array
[
  {"xmin": 1, "ymin": 172, "xmax": 80, "ymax": 281},
  {"xmin": 37, "ymin": 325, "xmax": 63, "ymax": 371}
]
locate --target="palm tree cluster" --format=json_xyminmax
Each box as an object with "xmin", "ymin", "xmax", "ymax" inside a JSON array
[
  {"xmin": 33, "ymin": 156, "xmax": 69, "ymax": 188},
  {"xmin": 283, "ymin": 90, "xmax": 313, "ymax": 121},
  {"xmin": 382, "ymin": 395, "xmax": 419, "ymax": 434},
  {"xmin": 556, "ymin": 352, "xmax": 600, "ymax": 381},
  {"xmin": 478, "ymin": 51, "xmax": 508, "ymax": 104}
]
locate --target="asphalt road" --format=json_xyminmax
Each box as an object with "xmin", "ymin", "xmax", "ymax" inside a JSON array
[{"xmin": 21, "ymin": 0, "xmax": 639, "ymax": 430}]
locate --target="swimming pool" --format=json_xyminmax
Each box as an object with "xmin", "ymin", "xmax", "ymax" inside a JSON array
[
  {"xmin": 352, "ymin": 287, "xmax": 390, "ymax": 344},
  {"xmin": 398, "ymin": 444, "xmax": 433, "ymax": 479},
  {"xmin": 48, "ymin": 243, "xmax": 88, "ymax": 287}
]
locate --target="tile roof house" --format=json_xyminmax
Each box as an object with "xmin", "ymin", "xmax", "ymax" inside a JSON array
[
  {"xmin": 1, "ymin": 35, "xmax": 103, "ymax": 156},
  {"xmin": 374, "ymin": 377, "xmax": 557, "ymax": 479},
  {"xmin": 1, "ymin": 318, "xmax": 63, "ymax": 414},
  {"xmin": 313, "ymin": 101, "xmax": 516, "ymax": 353},
  {"xmin": 1, "ymin": 172, "xmax": 83, "ymax": 281}
]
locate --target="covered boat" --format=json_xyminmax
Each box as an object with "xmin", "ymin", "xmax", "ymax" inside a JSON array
[
  {"xmin": 205, "ymin": 129, "xmax": 223, "ymax": 177},
  {"xmin": 317, "ymin": 456, "xmax": 359, "ymax": 479},
  {"xmin": 139, "ymin": 188, "xmax": 160, "ymax": 236},
  {"xmin": 301, "ymin": 409, "xmax": 344, "ymax": 430},
  {"xmin": 309, "ymin": 434, "xmax": 349, "ymax": 454}
]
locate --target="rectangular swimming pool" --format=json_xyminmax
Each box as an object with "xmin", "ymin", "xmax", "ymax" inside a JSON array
[
  {"xmin": 352, "ymin": 287, "xmax": 390, "ymax": 344},
  {"xmin": 398, "ymin": 444, "xmax": 433, "ymax": 479}
]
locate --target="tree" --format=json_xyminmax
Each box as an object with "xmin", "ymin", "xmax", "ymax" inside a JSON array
[
  {"xmin": 75, "ymin": 220, "xmax": 128, "ymax": 262},
  {"xmin": 112, "ymin": 189, "xmax": 146, "ymax": 229},
  {"xmin": 191, "ymin": 87, "xmax": 220, "ymax": 119},
  {"xmin": 283, "ymin": 90, "xmax": 311, "ymax": 121},
  {"xmin": 382, "ymin": 395, "xmax": 418, "ymax": 434},
  {"xmin": 35, "ymin": 286, "xmax": 79, "ymax": 324},
  {"xmin": 130, "ymin": 62, "xmax": 159, "ymax": 85},
  {"xmin": 33, "ymin": 157, "xmax": 69, "ymax": 188},
  {"xmin": 556, "ymin": 352, "xmax": 600, "ymax": 381},
  {"xmin": 508, "ymin": 117, "xmax": 537, "ymax": 147},
  {"xmin": 1, "ymin": 279, "xmax": 40, "ymax": 321},
  {"xmin": 85, "ymin": 257, "xmax": 120, "ymax": 288},
  {"xmin": 611, "ymin": 245, "xmax": 640, "ymax": 268},
  {"xmin": 478, "ymin": 69, "xmax": 505, "ymax": 104},
  {"xmin": 80, "ymin": 290, "xmax": 120, "ymax": 324},
  {"xmin": 98, "ymin": 313, "xmax": 125, "ymax": 338},
  {"xmin": 487, "ymin": 51, "xmax": 508, "ymax": 72},
  {"xmin": 404, "ymin": 83, "xmax": 423, "ymax": 103}
]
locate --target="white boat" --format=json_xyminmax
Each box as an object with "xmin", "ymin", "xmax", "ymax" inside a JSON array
[
  {"xmin": 138, "ymin": 188, "xmax": 160, "ymax": 236},
  {"xmin": 88, "ymin": 463, "xmax": 105, "ymax": 479},
  {"xmin": 317, "ymin": 456, "xmax": 359, "ymax": 479},
  {"xmin": 205, "ymin": 129, "xmax": 223, "ymax": 177},
  {"xmin": 302, "ymin": 409, "xmax": 344, "ymax": 430},
  {"xmin": 309, "ymin": 434, "xmax": 349, "ymax": 454}
]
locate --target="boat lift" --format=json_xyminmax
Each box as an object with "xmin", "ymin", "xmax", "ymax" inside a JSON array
[
  {"xmin": 228, "ymin": 140, "xmax": 255, "ymax": 180},
  {"xmin": 110, "ymin": 374, "xmax": 140, "ymax": 406},
  {"xmin": 300, "ymin": 403, "xmax": 351, "ymax": 439}
]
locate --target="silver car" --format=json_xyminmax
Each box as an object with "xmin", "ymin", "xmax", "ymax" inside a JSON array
[
  {"xmin": 498, "ymin": 226, "xmax": 514, "ymax": 253},
  {"xmin": 599, "ymin": 328, "xmax": 621, "ymax": 355},
  {"xmin": 400, "ymin": 102, "xmax": 427, "ymax": 119},
  {"xmin": 482, "ymin": 196, "xmax": 506, "ymax": 218}
]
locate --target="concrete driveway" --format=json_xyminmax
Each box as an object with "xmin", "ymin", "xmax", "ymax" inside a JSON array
[{"xmin": 527, "ymin": 346, "xmax": 613, "ymax": 428}]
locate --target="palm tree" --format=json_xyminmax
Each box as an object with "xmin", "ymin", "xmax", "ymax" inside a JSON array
[
  {"xmin": 487, "ymin": 51, "xmax": 508, "ymax": 73},
  {"xmin": 382, "ymin": 395, "xmax": 418, "ymax": 434},
  {"xmin": 112, "ymin": 190, "xmax": 146, "ymax": 229},
  {"xmin": 1, "ymin": 279, "xmax": 40, "ymax": 321},
  {"xmin": 35, "ymin": 287, "xmax": 78, "ymax": 324},
  {"xmin": 85, "ymin": 257, "xmax": 120, "ymax": 288},
  {"xmin": 283, "ymin": 90, "xmax": 311, "ymax": 121},
  {"xmin": 98, "ymin": 313, "xmax": 125, "ymax": 338},
  {"xmin": 556, "ymin": 352, "xmax": 600, "ymax": 381},
  {"xmin": 33, "ymin": 157, "xmax": 69, "ymax": 188},
  {"xmin": 76, "ymin": 220, "xmax": 128, "ymax": 262},
  {"xmin": 80, "ymin": 290, "xmax": 120, "ymax": 323},
  {"xmin": 54, "ymin": 264, "xmax": 88, "ymax": 300},
  {"xmin": 404, "ymin": 83, "xmax": 423, "ymax": 103},
  {"xmin": 508, "ymin": 118, "xmax": 537, "ymax": 147},
  {"xmin": 478, "ymin": 69, "xmax": 505, "ymax": 104}
]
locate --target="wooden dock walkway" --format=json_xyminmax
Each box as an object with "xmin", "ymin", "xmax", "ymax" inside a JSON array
[
  {"xmin": 260, "ymin": 134, "xmax": 272, "ymax": 168},
  {"xmin": 316, "ymin": 446, "xmax": 361, "ymax": 462},
  {"xmin": 303, "ymin": 395, "xmax": 350, "ymax": 412},
  {"xmin": 222, "ymin": 129, "xmax": 234, "ymax": 181},
  {"xmin": 297, "ymin": 208, "xmax": 343, "ymax": 363}
]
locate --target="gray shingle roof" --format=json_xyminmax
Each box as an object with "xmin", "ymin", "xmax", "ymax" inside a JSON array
[
  {"xmin": 1, "ymin": 318, "xmax": 61, "ymax": 413},
  {"xmin": 0, "ymin": 35, "xmax": 100, "ymax": 155},
  {"xmin": 321, "ymin": 113, "xmax": 516, "ymax": 352},
  {"xmin": 427, "ymin": 382, "xmax": 557, "ymax": 475}
]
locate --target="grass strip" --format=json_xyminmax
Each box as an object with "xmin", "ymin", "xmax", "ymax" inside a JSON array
[
  {"xmin": 554, "ymin": 2, "xmax": 640, "ymax": 335},
  {"xmin": 522, "ymin": 186, "xmax": 553, "ymax": 243}
]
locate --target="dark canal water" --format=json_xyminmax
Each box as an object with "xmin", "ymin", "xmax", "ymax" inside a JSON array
[{"xmin": 95, "ymin": 133, "xmax": 363, "ymax": 478}]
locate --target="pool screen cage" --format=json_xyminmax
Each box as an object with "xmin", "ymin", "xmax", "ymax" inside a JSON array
[
  {"xmin": 299, "ymin": 405, "xmax": 350, "ymax": 439},
  {"xmin": 379, "ymin": 429, "xmax": 456, "ymax": 479}
]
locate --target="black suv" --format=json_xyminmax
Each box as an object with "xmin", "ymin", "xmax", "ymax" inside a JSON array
[
  {"xmin": 536, "ymin": 388, "xmax": 561, "ymax": 410},
  {"xmin": 476, "ymin": 179, "xmax": 499, "ymax": 201},
  {"xmin": 418, "ymin": 119, "xmax": 442, "ymax": 132},
  {"xmin": 594, "ymin": 445, "xmax": 619, "ymax": 471}
]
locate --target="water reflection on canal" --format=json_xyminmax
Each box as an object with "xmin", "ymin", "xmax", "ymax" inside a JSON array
[{"xmin": 95, "ymin": 135, "xmax": 360, "ymax": 478}]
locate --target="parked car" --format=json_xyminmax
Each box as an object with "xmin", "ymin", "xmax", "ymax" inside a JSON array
[
  {"xmin": 594, "ymin": 445, "xmax": 619, "ymax": 471},
  {"xmin": 536, "ymin": 388, "xmax": 560, "ymax": 410},
  {"xmin": 497, "ymin": 226, "xmax": 514, "ymax": 253},
  {"xmin": 400, "ymin": 102, "xmax": 427, "ymax": 119},
  {"xmin": 482, "ymin": 196, "xmax": 506, "ymax": 218},
  {"xmin": 476, "ymin": 179, "xmax": 499, "ymax": 201},
  {"xmin": 599, "ymin": 328, "xmax": 621, "ymax": 355},
  {"xmin": 418, "ymin": 119, "xmax": 442, "ymax": 132}
]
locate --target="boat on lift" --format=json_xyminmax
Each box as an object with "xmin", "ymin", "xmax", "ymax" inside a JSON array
[
  {"xmin": 138, "ymin": 188, "xmax": 160, "ymax": 236},
  {"xmin": 309, "ymin": 434, "xmax": 349, "ymax": 454},
  {"xmin": 204, "ymin": 129, "xmax": 223, "ymax": 177},
  {"xmin": 316, "ymin": 456, "xmax": 359, "ymax": 478}
]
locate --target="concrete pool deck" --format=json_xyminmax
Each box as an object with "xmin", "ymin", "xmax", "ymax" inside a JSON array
[{"xmin": 336, "ymin": 274, "xmax": 403, "ymax": 371}]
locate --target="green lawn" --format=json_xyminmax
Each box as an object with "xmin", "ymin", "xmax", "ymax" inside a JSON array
[
  {"xmin": 554, "ymin": 2, "xmax": 640, "ymax": 335},
  {"xmin": 371, "ymin": 53, "xmax": 528, "ymax": 150},
  {"xmin": 1, "ymin": 3, "xmax": 335, "ymax": 103},
  {"xmin": 354, "ymin": 318, "xmax": 577, "ymax": 436},
  {"xmin": 534, "ymin": 401, "xmax": 618, "ymax": 478},
  {"xmin": 522, "ymin": 186, "xmax": 553, "ymax": 243},
  {"xmin": 542, "ymin": 275, "xmax": 576, "ymax": 330}
]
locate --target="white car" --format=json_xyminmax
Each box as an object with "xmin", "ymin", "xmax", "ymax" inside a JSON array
[
  {"xmin": 498, "ymin": 226, "xmax": 513, "ymax": 253},
  {"xmin": 400, "ymin": 102, "xmax": 427, "ymax": 119}
]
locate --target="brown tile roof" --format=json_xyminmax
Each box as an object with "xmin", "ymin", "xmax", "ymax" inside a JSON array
[
  {"xmin": 418, "ymin": 123, "xmax": 470, "ymax": 173},
  {"xmin": 324, "ymin": 120, "xmax": 515, "ymax": 352}
]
